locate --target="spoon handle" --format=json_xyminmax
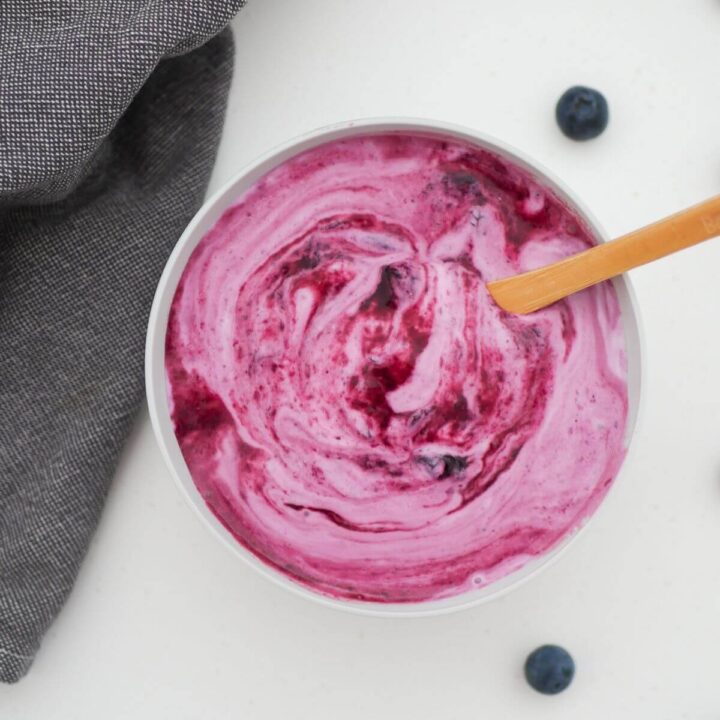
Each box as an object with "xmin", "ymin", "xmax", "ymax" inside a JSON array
[{"xmin": 488, "ymin": 194, "xmax": 720, "ymax": 314}]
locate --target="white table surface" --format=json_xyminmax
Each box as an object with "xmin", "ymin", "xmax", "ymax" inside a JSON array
[{"xmin": 4, "ymin": 1, "xmax": 720, "ymax": 717}]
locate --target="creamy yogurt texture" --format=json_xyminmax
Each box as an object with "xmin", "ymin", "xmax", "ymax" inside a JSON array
[{"xmin": 165, "ymin": 132, "xmax": 628, "ymax": 603}]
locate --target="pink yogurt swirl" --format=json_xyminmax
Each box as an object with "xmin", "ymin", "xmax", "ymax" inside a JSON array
[{"xmin": 165, "ymin": 132, "xmax": 628, "ymax": 603}]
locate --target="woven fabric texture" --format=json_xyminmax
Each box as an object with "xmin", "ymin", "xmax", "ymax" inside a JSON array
[{"xmin": 0, "ymin": 0, "xmax": 243, "ymax": 682}]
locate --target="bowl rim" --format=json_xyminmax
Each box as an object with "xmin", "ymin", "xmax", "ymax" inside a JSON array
[{"xmin": 145, "ymin": 116, "xmax": 646, "ymax": 617}]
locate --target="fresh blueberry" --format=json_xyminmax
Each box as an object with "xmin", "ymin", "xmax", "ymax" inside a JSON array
[
  {"xmin": 524, "ymin": 644, "xmax": 575, "ymax": 695},
  {"xmin": 555, "ymin": 86, "xmax": 609, "ymax": 141}
]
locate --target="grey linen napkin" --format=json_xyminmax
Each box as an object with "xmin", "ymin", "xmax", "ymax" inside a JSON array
[{"xmin": 0, "ymin": 0, "xmax": 245, "ymax": 682}]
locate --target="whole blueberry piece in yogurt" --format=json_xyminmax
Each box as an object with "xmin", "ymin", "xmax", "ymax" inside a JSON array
[
  {"xmin": 556, "ymin": 86, "xmax": 609, "ymax": 140},
  {"xmin": 165, "ymin": 131, "xmax": 628, "ymax": 603}
]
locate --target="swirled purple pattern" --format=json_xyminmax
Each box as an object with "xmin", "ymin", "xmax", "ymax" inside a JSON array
[{"xmin": 165, "ymin": 133, "xmax": 628, "ymax": 603}]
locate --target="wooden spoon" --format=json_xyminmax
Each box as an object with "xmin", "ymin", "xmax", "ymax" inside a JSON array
[{"xmin": 487, "ymin": 194, "xmax": 720, "ymax": 314}]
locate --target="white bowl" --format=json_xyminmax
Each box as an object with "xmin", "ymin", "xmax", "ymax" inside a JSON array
[{"xmin": 145, "ymin": 118, "xmax": 644, "ymax": 617}]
